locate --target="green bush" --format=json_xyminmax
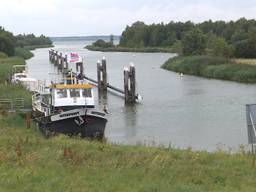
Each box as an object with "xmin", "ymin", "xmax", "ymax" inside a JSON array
[
  {"xmin": 15, "ymin": 47, "xmax": 34, "ymax": 60},
  {"xmin": 0, "ymin": 51, "xmax": 8, "ymax": 58}
]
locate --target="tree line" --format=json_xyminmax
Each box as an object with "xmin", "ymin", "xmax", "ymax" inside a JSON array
[
  {"xmin": 0, "ymin": 27, "xmax": 52, "ymax": 56},
  {"xmin": 119, "ymin": 18, "xmax": 256, "ymax": 58}
]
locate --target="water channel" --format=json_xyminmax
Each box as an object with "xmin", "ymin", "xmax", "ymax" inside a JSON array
[{"xmin": 27, "ymin": 40, "xmax": 256, "ymax": 151}]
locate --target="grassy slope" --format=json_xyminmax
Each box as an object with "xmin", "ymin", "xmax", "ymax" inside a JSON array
[
  {"xmin": 1, "ymin": 49, "xmax": 256, "ymax": 191},
  {"xmin": 0, "ymin": 57, "xmax": 32, "ymax": 109},
  {"xmin": 162, "ymin": 55, "xmax": 256, "ymax": 83},
  {"xmin": 1, "ymin": 115, "xmax": 256, "ymax": 192}
]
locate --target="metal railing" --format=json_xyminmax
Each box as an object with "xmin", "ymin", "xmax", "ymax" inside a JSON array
[{"xmin": 0, "ymin": 98, "xmax": 25, "ymax": 111}]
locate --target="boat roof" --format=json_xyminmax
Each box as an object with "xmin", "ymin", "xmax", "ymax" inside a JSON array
[{"xmin": 50, "ymin": 84, "xmax": 94, "ymax": 89}]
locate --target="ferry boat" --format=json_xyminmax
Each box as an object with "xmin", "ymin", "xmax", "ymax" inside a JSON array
[{"xmin": 32, "ymin": 76, "xmax": 107, "ymax": 139}]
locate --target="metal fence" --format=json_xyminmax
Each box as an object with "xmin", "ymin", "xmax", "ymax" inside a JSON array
[{"xmin": 0, "ymin": 98, "xmax": 25, "ymax": 111}]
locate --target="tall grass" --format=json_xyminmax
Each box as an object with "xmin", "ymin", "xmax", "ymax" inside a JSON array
[
  {"xmin": 0, "ymin": 114, "xmax": 256, "ymax": 191},
  {"xmin": 162, "ymin": 55, "xmax": 256, "ymax": 83},
  {"xmin": 0, "ymin": 57, "xmax": 25, "ymax": 83},
  {"xmin": 0, "ymin": 84, "xmax": 32, "ymax": 107}
]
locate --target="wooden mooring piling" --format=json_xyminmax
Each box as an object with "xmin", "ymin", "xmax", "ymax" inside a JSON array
[
  {"xmin": 48, "ymin": 49, "xmax": 140, "ymax": 104},
  {"xmin": 49, "ymin": 49, "xmax": 69, "ymax": 72},
  {"xmin": 97, "ymin": 58, "xmax": 107, "ymax": 92}
]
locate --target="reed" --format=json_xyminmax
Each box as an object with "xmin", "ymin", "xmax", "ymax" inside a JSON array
[{"xmin": 162, "ymin": 55, "xmax": 256, "ymax": 83}]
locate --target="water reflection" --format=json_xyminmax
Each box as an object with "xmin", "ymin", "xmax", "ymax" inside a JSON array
[{"xmin": 123, "ymin": 104, "xmax": 137, "ymax": 138}]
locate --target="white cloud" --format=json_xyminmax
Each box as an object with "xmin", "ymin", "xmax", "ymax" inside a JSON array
[{"xmin": 0, "ymin": 0, "xmax": 256, "ymax": 36}]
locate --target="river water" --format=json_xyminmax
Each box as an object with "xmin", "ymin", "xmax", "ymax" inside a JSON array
[{"xmin": 27, "ymin": 40, "xmax": 256, "ymax": 151}]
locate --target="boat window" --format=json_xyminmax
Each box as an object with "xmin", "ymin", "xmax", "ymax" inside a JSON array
[
  {"xmin": 56, "ymin": 89, "xmax": 67, "ymax": 98},
  {"xmin": 82, "ymin": 89, "xmax": 92, "ymax": 97},
  {"xmin": 16, "ymin": 74, "xmax": 27, "ymax": 78},
  {"xmin": 70, "ymin": 89, "xmax": 80, "ymax": 98}
]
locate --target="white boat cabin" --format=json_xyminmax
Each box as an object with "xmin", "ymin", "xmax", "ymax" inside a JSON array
[{"xmin": 50, "ymin": 84, "xmax": 94, "ymax": 108}]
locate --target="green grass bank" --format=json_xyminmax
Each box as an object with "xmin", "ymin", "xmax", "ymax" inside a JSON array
[
  {"xmin": 0, "ymin": 114, "xmax": 256, "ymax": 192},
  {"xmin": 0, "ymin": 55, "xmax": 34, "ymax": 107},
  {"xmin": 1, "ymin": 47, "xmax": 256, "ymax": 191},
  {"xmin": 161, "ymin": 55, "xmax": 256, "ymax": 83},
  {"xmin": 85, "ymin": 45, "xmax": 173, "ymax": 53}
]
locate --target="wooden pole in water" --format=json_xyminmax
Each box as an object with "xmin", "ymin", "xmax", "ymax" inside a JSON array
[
  {"xmin": 97, "ymin": 58, "xmax": 107, "ymax": 93},
  {"xmin": 51, "ymin": 50, "xmax": 54, "ymax": 63},
  {"xmin": 49, "ymin": 50, "xmax": 51, "ymax": 61},
  {"xmin": 124, "ymin": 67, "xmax": 129, "ymax": 103},
  {"xmin": 124, "ymin": 63, "xmax": 136, "ymax": 103},
  {"xmin": 64, "ymin": 54, "xmax": 68, "ymax": 69},
  {"xmin": 102, "ymin": 57, "xmax": 107, "ymax": 92},
  {"xmin": 55, "ymin": 51, "xmax": 58, "ymax": 65},
  {"xmin": 59, "ymin": 53, "xmax": 63, "ymax": 69},
  {"xmin": 129, "ymin": 63, "xmax": 136, "ymax": 103},
  {"xmin": 76, "ymin": 62, "xmax": 84, "ymax": 76},
  {"xmin": 97, "ymin": 60, "xmax": 102, "ymax": 91}
]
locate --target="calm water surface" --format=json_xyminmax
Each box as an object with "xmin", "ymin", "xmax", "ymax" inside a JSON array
[{"xmin": 27, "ymin": 40, "xmax": 256, "ymax": 151}]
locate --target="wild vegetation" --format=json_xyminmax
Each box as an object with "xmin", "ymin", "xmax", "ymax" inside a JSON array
[
  {"xmin": 0, "ymin": 56, "xmax": 25, "ymax": 83},
  {"xmin": 0, "ymin": 27, "xmax": 53, "ymax": 60},
  {"xmin": 162, "ymin": 56, "xmax": 256, "ymax": 83},
  {"xmin": 0, "ymin": 116, "xmax": 256, "ymax": 192}
]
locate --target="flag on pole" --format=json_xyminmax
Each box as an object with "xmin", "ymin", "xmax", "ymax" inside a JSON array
[{"xmin": 70, "ymin": 52, "xmax": 79, "ymax": 63}]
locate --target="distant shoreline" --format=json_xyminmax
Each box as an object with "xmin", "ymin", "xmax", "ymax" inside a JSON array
[{"xmin": 85, "ymin": 45, "xmax": 174, "ymax": 53}]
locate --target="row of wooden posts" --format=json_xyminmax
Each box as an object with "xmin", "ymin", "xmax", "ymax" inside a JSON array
[{"xmin": 48, "ymin": 49, "xmax": 138, "ymax": 103}]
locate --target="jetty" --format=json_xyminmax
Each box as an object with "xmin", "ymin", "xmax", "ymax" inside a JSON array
[{"xmin": 48, "ymin": 49, "xmax": 140, "ymax": 104}]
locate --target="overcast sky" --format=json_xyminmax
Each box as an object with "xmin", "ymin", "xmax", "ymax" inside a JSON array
[{"xmin": 0, "ymin": 0, "xmax": 256, "ymax": 36}]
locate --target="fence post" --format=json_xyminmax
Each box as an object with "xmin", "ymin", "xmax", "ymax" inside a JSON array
[{"xmin": 25, "ymin": 112, "xmax": 31, "ymax": 129}]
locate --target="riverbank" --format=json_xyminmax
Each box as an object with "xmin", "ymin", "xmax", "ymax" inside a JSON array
[
  {"xmin": 1, "ymin": 48, "xmax": 256, "ymax": 191},
  {"xmin": 0, "ymin": 114, "xmax": 255, "ymax": 191},
  {"xmin": 161, "ymin": 55, "xmax": 256, "ymax": 83},
  {"xmin": 85, "ymin": 45, "xmax": 173, "ymax": 53},
  {"xmin": 14, "ymin": 44, "xmax": 54, "ymax": 60}
]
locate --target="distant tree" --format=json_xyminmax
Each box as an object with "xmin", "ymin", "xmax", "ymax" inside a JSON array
[
  {"xmin": 206, "ymin": 36, "xmax": 234, "ymax": 58},
  {"xmin": 119, "ymin": 21, "xmax": 147, "ymax": 48},
  {"xmin": 110, "ymin": 34, "xmax": 114, "ymax": 45},
  {"xmin": 171, "ymin": 40, "xmax": 183, "ymax": 55},
  {"xmin": 0, "ymin": 27, "xmax": 15, "ymax": 56},
  {"xmin": 182, "ymin": 29, "xmax": 206, "ymax": 55},
  {"xmin": 234, "ymin": 28, "xmax": 256, "ymax": 58},
  {"xmin": 92, "ymin": 39, "xmax": 113, "ymax": 48},
  {"xmin": 118, "ymin": 18, "xmax": 256, "ymax": 58}
]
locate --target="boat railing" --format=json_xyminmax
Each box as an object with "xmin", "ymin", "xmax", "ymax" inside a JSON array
[
  {"xmin": 32, "ymin": 93, "xmax": 51, "ymax": 116},
  {"xmin": 50, "ymin": 74, "xmax": 88, "ymax": 86}
]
